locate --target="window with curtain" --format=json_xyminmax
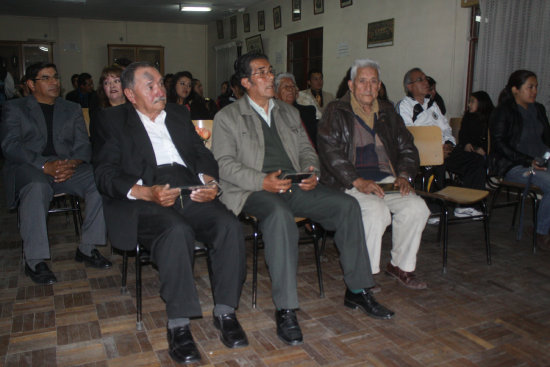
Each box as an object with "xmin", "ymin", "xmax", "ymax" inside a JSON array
[{"xmin": 474, "ymin": 0, "xmax": 550, "ymax": 111}]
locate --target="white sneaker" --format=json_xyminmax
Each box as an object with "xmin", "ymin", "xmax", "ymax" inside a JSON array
[
  {"xmin": 454, "ymin": 207, "xmax": 483, "ymax": 219},
  {"xmin": 427, "ymin": 217, "xmax": 440, "ymax": 225}
]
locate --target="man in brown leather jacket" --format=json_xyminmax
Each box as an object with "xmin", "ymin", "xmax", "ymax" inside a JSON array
[{"xmin": 318, "ymin": 59, "xmax": 430, "ymax": 290}]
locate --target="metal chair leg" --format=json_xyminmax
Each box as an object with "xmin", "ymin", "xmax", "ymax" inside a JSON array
[
  {"xmin": 532, "ymin": 194, "xmax": 539, "ymax": 254},
  {"xmin": 441, "ymin": 204, "xmax": 449, "ymax": 274},
  {"xmin": 136, "ymin": 245, "xmax": 144, "ymax": 331},
  {"xmin": 481, "ymin": 200, "xmax": 491, "ymax": 265},
  {"xmin": 121, "ymin": 251, "xmax": 128, "ymax": 295},
  {"xmin": 310, "ymin": 222, "xmax": 324, "ymax": 298},
  {"xmin": 252, "ymin": 219, "xmax": 259, "ymax": 309}
]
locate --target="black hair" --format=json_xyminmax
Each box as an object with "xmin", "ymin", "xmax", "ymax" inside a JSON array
[
  {"xmin": 234, "ymin": 51, "xmax": 269, "ymax": 82},
  {"xmin": 308, "ymin": 68, "xmax": 323, "ymax": 80},
  {"xmin": 168, "ymin": 71, "xmax": 193, "ymax": 104},
  {"xmin": 335, "ymin": 68, "xmax": 351, "ymax": 99},
  {"xmin": 120, "ymin": 61, "xmax": 153, "ymax": 91},
  {"xmin": 469, "ymin": 91, "xmax": 494, "ymax": 120},
  {"xmin": 77, "ymin": 73, "xmax": 92, "ymax": 87},
  {"xmin": 426, "ymin": 76, "xmax": 436, "ymax": 87},
  {"xmin": 379, "ymin": 82, "xmax": 389, "ymax": 102},
  {"xmin": 25, "ymin": 62, "xmax": 57, "ymax": 81},
  {"xmin": 497, "ymin": 69, "xmax": 537, "ymax": 106}
]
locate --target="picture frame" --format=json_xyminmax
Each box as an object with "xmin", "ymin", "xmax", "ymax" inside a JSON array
[
  {"xmin": 273, "ymin": 6, "xmax": 282, "ymax": 29},
  {"xmin": 230, "ymin": 15, "xmax": 237, "ymax": 39},
  {"xmin": 258, "ymin": 10, "xmax": 265, "ymax": 31},
  {"xmin": 243, "ymin": 13, "xmax": 250, "ymax": 33},
  {"xmin": 314, "ymin": 0, "xmax": 324, "ymax": 15},
  {"xmin": 340, "ymin": 0, "xmax": 352, "ymax": 8},
  {"xmin": 216, "ymin": 20, "xmax": 224, "ymax": 39},
  {"xmin": 292, "ymin": 0, "xmax": 301, "ymax": 21},
  {"xmin": 246, "ymin": 34, "xmax": 264, "ymax": 54},
  {"xmin": 367, "ymin": 18, "xmax": 394, "ymax": 48}
]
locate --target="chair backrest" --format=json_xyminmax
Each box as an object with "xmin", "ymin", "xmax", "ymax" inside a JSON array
[
  {"xmin": 407, "ymin": 125, "xmax": 444, "ymax": 166},
  {"xmin": 192, "ymin": 119, "xmax": 213, "ymax": 149},
  {"xmin": 449, "ymin": 117, "xmax": 462, "ymax": 144},
  {"xmin": 82, "ymin": 108, "xmax": 90, "ymax": 136}
]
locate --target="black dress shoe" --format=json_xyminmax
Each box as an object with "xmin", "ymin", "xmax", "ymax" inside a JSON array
[
  {"xmin": 213, "ymin": 312, "xmax": 248, "ymax": 348},
  {"xmin": 275, "ymin": 309, "xmax": 303, "ymax": 345},
  {"xmin": 75, "ymin": 248, "xmax": 112, "ymax": 269},
  {"xmin": 167, "ymin": 325, "xmax": 201, "ymax": 364},
  {"xmin": 25, "ymin": 262, "xmax": 57, "ymax": 285},
  {"xmin": 344, "ymin": 289, "xmax": 394, "ymax": 320}
]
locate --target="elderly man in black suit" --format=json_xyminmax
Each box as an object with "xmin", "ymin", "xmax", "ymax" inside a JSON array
[
  {"xmin": 91, "ymin": 62, "xmax": 247, "ymax": 364},
  {"xmin": 0, "ymin": 62, "xmax": 110, "ymax": 286}
]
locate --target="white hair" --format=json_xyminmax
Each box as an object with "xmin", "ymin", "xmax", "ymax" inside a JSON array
[
  {"xmin": 350, "ymin": 59, "xmax": 381, "ymax": 81},
  {"xmin": 274, "ymin": 72, "xmax": 297, "ymax": 92}
]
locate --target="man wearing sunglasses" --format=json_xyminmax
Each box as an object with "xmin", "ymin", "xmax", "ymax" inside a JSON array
[{"xmin": 0, "ymin": 62, "xmax": 109, "ymax": 285}]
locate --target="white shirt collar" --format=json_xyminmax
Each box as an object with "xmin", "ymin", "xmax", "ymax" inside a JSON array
[{"xmin": 247, "ymin": 95, "xmax": 275, "ymax": 126}]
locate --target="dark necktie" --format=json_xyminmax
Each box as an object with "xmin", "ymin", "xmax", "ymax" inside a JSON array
[{"xmin": 412, "ymin": 103, "xmax": 423, "ymax": 122}]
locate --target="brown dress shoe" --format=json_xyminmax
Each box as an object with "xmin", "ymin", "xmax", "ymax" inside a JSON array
[
  {"xmin": 536, "ymin": 234, "xmax": 550, "ymax": 251},
  {"xmin": 385, "ymin": 263, "xmax": 427, "ymax": 290}
]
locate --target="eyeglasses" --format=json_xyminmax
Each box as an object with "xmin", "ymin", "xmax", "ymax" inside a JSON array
[
  {"xmin": 408, "ymin": 76, "xmax": 427, "ymax": 85},
  {"xmin": 251, "ymin": 68, "xmax": 274, "ymax": 78},
  {"xmin": 33, "ymin": 75, "xmax": 60, "ymax": 82}
]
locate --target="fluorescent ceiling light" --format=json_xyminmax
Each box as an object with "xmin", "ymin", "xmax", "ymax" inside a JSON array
[
  {"xmin": 180, "ymin": 6, "xmax": 212, "ymax": 12},
  {"xmin": 39, "ymin": 46, "xmax": 49, "ymax": 52}
]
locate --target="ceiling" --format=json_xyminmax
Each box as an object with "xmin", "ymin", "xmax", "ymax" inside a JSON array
[{"xmin": 0, "ymin": 0, "xmax": 263, "ymax": 24}]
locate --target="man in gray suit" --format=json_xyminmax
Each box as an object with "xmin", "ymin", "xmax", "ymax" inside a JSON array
[
  {"xmin": 1, "ymin": 62, "xmax": 110, "ymax": 285},
  {"xmin": 212, "ymin": 52, "xmax": 394, "ymax": 346}
]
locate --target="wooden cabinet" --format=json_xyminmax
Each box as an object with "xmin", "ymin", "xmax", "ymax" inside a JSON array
[
  {"xmin": 0, "ymin": 41, "xmax": 54, "ymax": 83},
  {"xmin": 107, "ymin": 44, "xmax": 164, "ymax": 74}
]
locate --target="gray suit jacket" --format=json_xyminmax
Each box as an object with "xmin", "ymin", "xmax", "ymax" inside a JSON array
[
  {"xmin": 212, "ymin": 96, "xmax": 319, "ymax": 215},
  {"xmin": 0, "ymin": 95, "xmax": 90, "ymax": 208}
]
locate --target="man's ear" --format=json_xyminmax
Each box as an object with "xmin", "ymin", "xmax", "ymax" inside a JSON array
[
  {"xmin": 26, "ymin": 79, "xmax": 35, "ymax": 93},
  {"xmin": 241, "ymin": 77, "xmax": 251, "ymax": 91},
  {"xmin": 124, "ymin": 88, "xmax": 136, "ymax": 103},
  {"xmin": 347, "ymin": 79, "xmax": 353, "ymax": 91}
]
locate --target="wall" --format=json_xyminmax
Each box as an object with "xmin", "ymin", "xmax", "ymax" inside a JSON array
[
  {"xmin": 207, "ymin": 0, "xmax": 471, "ymax": 118},
  {"xmin": 0, "ymin": 15, "xmax": 208, "ymax": 96}
]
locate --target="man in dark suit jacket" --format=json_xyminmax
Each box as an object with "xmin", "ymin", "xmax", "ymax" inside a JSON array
[
  {"xmin": 91, "ymin": 62, "xmax": 247, "ymax": 364},
  {"xmin": 0, "ymin": 62, "xmax": 110, "ymax": 286}
]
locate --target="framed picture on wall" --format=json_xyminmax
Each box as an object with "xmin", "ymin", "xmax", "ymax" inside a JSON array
[
  {"xmin": 314, "ymin": 0, "xmax": 324, "ymax": 14},
  {"xmin": 367, "ymin": 18, "xmax": 394, "ymax": 48},
  {"xmin": 273, "ymin": 6, "xmax": 282, "ymax": 29},
  {"xmin": 216, "ymin": 20, "xmax": 224, "ymax": 39},
  {"xmin": 258, "ymin": 10, "xmax": 265, "ymax": 31},
  {"xmin": 230, "ymin": 15, "xmax": 237, "ymax": 39},
  {"xmin": 246, "ymin": 34, "xmax": 264, "ymax": 54},
  {"xmin": 292, "ymin": 0, "xmax": 301, "ymax": 21},
  {"xmin": 340, "ymin": 0, "xmax": 352, "ymax": 8},
  {"xmin": 243, "ymin": 13, "xmax": 250, "ymax": 32}
]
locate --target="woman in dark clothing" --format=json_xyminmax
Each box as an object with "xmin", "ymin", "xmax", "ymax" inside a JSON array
[
  {"xmin": 168, "ymin": 71, "xmax": 193, "ymax": 109},
  {"xmin": 490, "ymin": 70, "xmax": 550, "ymax": 249},
  {"xmin": 189, "ymin": 78, "xmax": 218, "ymax": 119},
  {"xmin": 458, "ymin": 91, "xmax": 494, "ymax": 157}
]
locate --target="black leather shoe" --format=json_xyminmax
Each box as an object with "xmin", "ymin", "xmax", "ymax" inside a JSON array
[
  {"xmin": 275, "ymin": 309, "xmax": 303, "ymax": 345},
  {"xmin": 25, "ymin": 262, "xmax": 57, "ymax": 285},
  {"xmin": 344, "ymin": 288, "xmax": 394, "ymax": 320},
  {"xmin": 167, "ymin": 325, "xmax": 201, "ymax": 364},
  {"xmin": 213, "ymin": 312, "xmax": 248, "ymax": 348},
  {"xmin": 75, "ymin": 248, "xmax": 112, "ymax": 269}
]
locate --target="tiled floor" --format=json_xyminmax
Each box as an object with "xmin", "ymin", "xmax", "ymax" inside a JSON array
[{"xmin": 1, "ymin": 189, "xmax": 550, "ymax": 366}]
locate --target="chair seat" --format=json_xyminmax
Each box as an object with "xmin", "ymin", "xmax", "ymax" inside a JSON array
[{"xmin": 419, "ymin": 186, "xmax": 489, "ymax": 205}]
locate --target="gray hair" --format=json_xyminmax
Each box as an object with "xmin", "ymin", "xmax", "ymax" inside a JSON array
[
  {"xmin": 403, "ymin": 67, "xmax": 423, "ymax": 94},
  {"xmin": 121, "ymin": 61, "xmax": 154, "ymax": 90},
  {"xmin": 274, "ymin": 72, "xmax": 297, "ymax": 92},
  {"xmin": 350, "ymin": 59, "xmax": 381, "ymax": 81}
]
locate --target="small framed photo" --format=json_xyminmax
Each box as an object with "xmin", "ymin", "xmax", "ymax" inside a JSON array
[
  {"xmin": 230, "ymin": 15, "xmax": 237, "ymax": 39},
  {"xmin": 314, "ymin": 0, "xmax": 324, "ymax": 14},
  {"xmin": 243, "ymin": 13, "xmax": 250, "ymax": 33},
  {"xmin": 246, "ymin": 34, "xmax": 264, "ymax": 54},
  {"xmin": 273, "ymin": 6, "xmax": 282, "ymax": 29},
  {"xmin": 340, "ymin": 0, "xmax": 352, "ymax": 8},
  {"xmin": 258, "ymin": 10, "xmax": 265, "ymax": 31},
  {"xmin": 292, "ymin": 0, "xmax": 301, "ymax": 21},
  {"xmin": 216, "ymin": 20, "xmax": 224, "ymax": 39},
  {"xmin": 367, "ymin": 18, "xmax": 394, "ymax": 48}
]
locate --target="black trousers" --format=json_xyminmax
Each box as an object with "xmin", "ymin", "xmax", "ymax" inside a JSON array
[
  {"xmin": 432, "ymin": 148, "xmax": 486, "ymax": 190},
  {"xmin": 136, "ymin": 164, "xmax": 246, "ymax": 319}
]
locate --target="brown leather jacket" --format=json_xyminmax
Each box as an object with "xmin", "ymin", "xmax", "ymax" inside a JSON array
[{"xmin": 317, "ymin": 92, "xmax": 419, "ymax": 190}]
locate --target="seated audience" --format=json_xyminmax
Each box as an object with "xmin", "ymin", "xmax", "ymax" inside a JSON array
[
  {"xmin": 189, "ymin": 78, "xmax": 218, "ymax": 119},
  {"xmin": 426, "ymin": 76, "xmax": 447, "ymax": 115},
  {"xmin": 397, "ymin": 67, "xmax": 486, "ymax": 217},
  {"xmin": 378, "ymin": 81, "xmax": 394, "ymax": 106},
  {"xmin": 217, "ymin": 81, "xmax": 232, "ymax": 109},
  {"xmin": 297, "ymin": 69, "xmax": 335, "ymax": 119},
  {"xmin": 459, "ymin": 91, "xmax": 494, "ymax": 158},
  {"xmin": 97, "ymin": 65, "xmax": 126, "ymax": 109},
  {"xmin": 335, "ymin": 68, "xmax": 352, "ymax": 100},
  {"xmin": 490, "ymin": 69, "xmax": 550, "ymax": 250},
  {"xmin": 92, "ymin": 62, "xmax": 248, "ymax": 364},
  {"xmin": 66, "ymin": 72, "xmax": 99, "ymax": 110},
  {"xmin": 212, "ymin": 52, "xmax": 394, "ymax": 346},
  {"xmin": 318, "ymin": 59, "xmax": 429, "ymax": 290},
  {"xmin": 163, "ymin": 73, "xmax": 174, "ymax": 92},
  {"xmin": 228, "ymin": 73, "xmax": 245, "ymax": 102},
  {"xmin": 0, "ymin": 62, "xmax": 110, "ymax": 285},
  {"xmin": 274, "ymin": 72, "xmax": 318, "ymax": 149}
]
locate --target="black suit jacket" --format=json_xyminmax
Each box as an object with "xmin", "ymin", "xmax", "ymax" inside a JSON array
[
  {"xmin": 92, "ymin": 102, "xmax": 219, "ymax": 250},
  {"xmin": 294, "ymin": 102, "xmax": 318, "ymax": 150}
]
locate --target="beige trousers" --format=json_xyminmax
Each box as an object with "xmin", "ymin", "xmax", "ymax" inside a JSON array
[{"xmin": 345, "ymin": 186, "xmax": 430, "ymax": 273}]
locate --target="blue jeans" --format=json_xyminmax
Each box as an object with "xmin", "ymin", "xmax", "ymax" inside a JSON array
[{"xmin": 505, "ymin": 165, "xmax": 550, "ymax": 234}]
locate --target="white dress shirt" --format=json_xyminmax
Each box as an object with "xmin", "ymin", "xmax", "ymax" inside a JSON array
[{"xmin": 247, "ymin": 95, "xmax": 275, "ymax": 127}]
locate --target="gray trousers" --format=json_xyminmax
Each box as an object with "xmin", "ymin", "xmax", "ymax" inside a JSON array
[
  {"xmin": 243, "ymin": 184, "xmax": 375, "ymax": 309},
  {"xmin": 15, "ymin": 163, "xmax": 106, "ymax": 261}
]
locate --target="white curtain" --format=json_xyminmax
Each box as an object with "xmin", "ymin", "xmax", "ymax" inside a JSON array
[
  {"xmin": 215, "ymin": 42, "xmax": 238, "ymax": 94},
  {"xmin": 474, "ymin": 0, "xmax": 550, "ymax": 112}
]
